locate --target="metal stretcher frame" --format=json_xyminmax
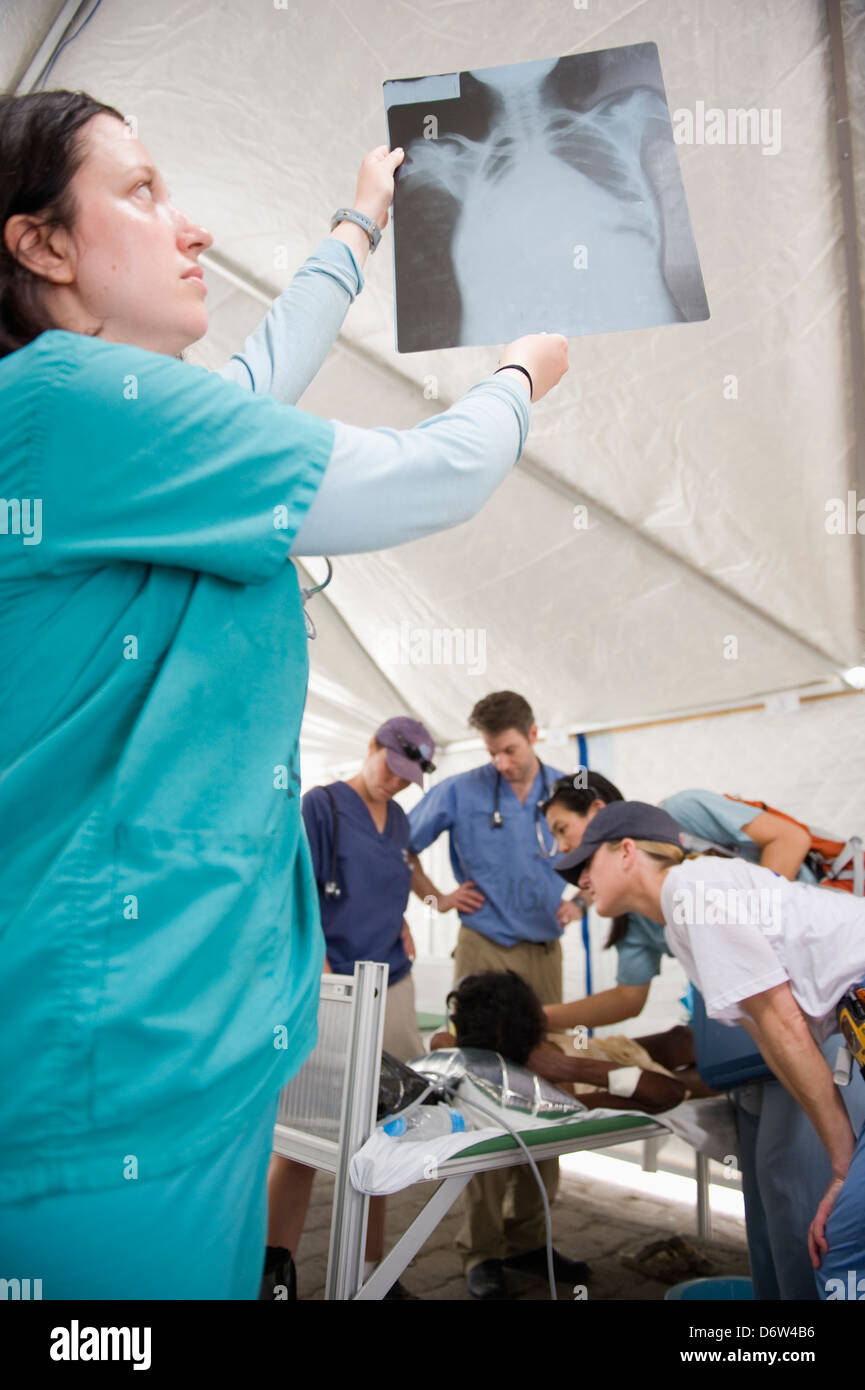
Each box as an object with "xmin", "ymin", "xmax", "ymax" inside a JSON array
[
  {"xmin": 272, "ymin": 961, "xmax": 712, "ymax": 1301},
  {"xmin": 271, "ymin": 961, "xmax": 389, "ymax": 1300},
  {"xmin": 355, "ymin": 1113, "xmax": 674, "ymax": 1301}
]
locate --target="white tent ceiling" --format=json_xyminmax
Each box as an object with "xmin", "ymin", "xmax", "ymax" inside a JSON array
[{"xmin": 4, "ymin": 0, "xmax": 864, "ymax": 775}]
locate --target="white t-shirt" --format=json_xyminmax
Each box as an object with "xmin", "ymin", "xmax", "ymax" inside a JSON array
[{"xmin": 660, "ymin": 856, "xmax": 865, "ymax": 1040}]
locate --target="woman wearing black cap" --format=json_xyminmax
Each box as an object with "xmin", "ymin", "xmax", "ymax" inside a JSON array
[
  {"xmin": 566, "ymin": 800, "xmax": 865, "ymax": 1302},
  {"xmin": 543, "ymin": 776, "xmax": 865, "ymax": 1303}
]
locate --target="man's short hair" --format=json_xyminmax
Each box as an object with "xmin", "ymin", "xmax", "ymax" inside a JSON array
[
  {"xmin": 447, "ymin": 971, "xmax": 546, "ymax": 1065},
  {"xmin": 468, "ymin": 691, "xmax": 534, "ymax": 738}
]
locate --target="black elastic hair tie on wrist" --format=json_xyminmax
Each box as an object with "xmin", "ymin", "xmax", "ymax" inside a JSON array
[{"xmin": 494, "ymin": 363, "xmax": 533, "ymax": 400}]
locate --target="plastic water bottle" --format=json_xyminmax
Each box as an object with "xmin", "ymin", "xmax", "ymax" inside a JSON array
[{"xmin": 380, "ymin": 1104, "xmax": 469, "ymax": 1142}]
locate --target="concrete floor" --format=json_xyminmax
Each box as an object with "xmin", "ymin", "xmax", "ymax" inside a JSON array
[{"xmin": 292, "ymin": 1154, "xmax": 750, "ymax": 1301}]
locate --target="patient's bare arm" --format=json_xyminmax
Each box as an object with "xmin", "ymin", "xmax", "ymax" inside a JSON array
[
  {"xmin": 527, "ymin": 1040, "xmax": 688, "ymax": 1114},
  {"xmin": 579, "ymin": 1071, "xmax": 689, "ymax": 1114},
  {"xmin": 633, "ymin": 1025, "xmax": 718, "ymax": 1098},
  {"xmin": 526, "ymin": 1039, "xmax": 611, "ymax": 1088},
  {"xmin": 632, "ymin": 1024, "xmax": 695, "ymax": 1070}
]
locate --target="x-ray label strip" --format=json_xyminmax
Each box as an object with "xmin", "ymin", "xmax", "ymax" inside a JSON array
[{"xmin": 383, "ymin": 73, "xmax": 460, "ymax": 110}]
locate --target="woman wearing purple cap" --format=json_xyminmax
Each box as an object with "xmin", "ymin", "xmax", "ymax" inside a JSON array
[{"xmin": 262, "ymin": 717, "xmax": 435, "ymax": 1299}]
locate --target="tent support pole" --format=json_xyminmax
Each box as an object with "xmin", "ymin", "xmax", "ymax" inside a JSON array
[
  {"xmin": 827, "ymin": 0, "xmax": 865, "ymax": 646},
  {"xmin": 13, "ymin": 1, "xmax": 92, "ymax": 94}
]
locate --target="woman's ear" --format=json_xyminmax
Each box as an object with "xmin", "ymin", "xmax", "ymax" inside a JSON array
[
  {"xmin": 3, "ymin": 214, "xmax": 76, "ymax": 284},
  {"xmin": 620, "ymin": 837, "xmax": 638, "ymax": 869}
]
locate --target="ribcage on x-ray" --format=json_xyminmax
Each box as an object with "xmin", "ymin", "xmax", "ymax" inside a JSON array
[{"xmin": 388, "ymin": 52, "xmax": 707, "ymax": 350}]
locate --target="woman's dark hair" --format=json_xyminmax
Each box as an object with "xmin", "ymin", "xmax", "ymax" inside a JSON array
[
  {"xmin": 447, "ymin": 970, "xmax": 546, "ymax": 1065},
  {"xmin": 0, "ymin": 89, "xmax": 126, "ymax": 359},
  {"xmin": 540, "ymin": 769, "xmax": 631, "ymax": 949},
  {"xmin": 539, "ymin": 769, "xmax": 624, "ymax": 818}
]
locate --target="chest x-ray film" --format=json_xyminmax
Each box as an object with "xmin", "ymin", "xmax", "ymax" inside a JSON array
[{"xmin": 384, "ymin": 43, "xmax": 709, "ymax": 352}]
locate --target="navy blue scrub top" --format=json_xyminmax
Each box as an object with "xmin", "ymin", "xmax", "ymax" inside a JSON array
[{"xmin": 302, "ymin": 783, "xmax": 413, "ymax": 985}]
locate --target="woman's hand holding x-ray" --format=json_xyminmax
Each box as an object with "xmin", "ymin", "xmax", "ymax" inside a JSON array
[
  {"xmin": 353, "ymin": 144, "xmax": 405, "ymax": 231},
  {"xmin": 498, "ymin": 332, "xmax": 569, "ymax": 402}
]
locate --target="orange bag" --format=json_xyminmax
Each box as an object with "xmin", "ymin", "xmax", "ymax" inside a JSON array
[{"xmin": 724, "ymin": 795, "xmax": 864, "ymax": 895}]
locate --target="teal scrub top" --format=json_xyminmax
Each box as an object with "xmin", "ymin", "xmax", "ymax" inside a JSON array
[{"xmin": 0, "ymin": 329, "xmax": 333, "ymax": 1201}]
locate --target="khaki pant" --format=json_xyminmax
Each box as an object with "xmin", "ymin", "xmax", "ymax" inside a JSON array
[
  {"xmin": 382, "ymin": 971, "xmax": 424, "ymax": 1064},
  {"xmin": 452, "ymin": 924, "xmax": 563, "ymax": 1272}
]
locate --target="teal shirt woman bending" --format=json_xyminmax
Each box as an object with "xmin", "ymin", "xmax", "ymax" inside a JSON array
[{"xmin": 0, "ymin": 90, "xmax": 569, "ymax": 1299}]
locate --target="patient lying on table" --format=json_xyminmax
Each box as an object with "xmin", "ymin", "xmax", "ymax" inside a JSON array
[{"xmin": 430, "ymin": 971, "xmax": 715, "ymax": 1115}]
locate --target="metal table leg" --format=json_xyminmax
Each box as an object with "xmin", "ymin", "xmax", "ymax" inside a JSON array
[
  {"xmin": 696, "ymin": 1151, "xmax": 711, "ymax": 1239},
  {"xmin": 355, "ymin": 1173, "xmax": 473, "ymax": 1301}
]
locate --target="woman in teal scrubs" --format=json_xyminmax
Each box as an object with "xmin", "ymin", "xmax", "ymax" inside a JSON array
[{"xmin": 0, "ymin": 89, "xmax": 569, "ymax": 1298}]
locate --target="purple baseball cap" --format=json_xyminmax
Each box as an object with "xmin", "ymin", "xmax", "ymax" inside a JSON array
[{"xmin": 375, "ymin": 717, "xmax": 436, "ymax": 787}]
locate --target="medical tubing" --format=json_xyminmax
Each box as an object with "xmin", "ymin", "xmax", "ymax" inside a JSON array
[
  {"xmin": 457, "ymin": 1091, "xmax": 557, "ymax": 1302},
  {"xmin": 427, "ymin": 1075, "xmax": 557, "ymax": 1303},
  {"xmin": 382, "ymin": 1062, "xmax": 557, "ymax": 1300}
]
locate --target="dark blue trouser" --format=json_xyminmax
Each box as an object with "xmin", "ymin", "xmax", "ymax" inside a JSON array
[
  {"xmin": 817, "ymin": 1077, "xmax": 865, "ymax": 1299},
  {"xmin": 733, "ymin": 1034, "xmax": 865, "ymax": 1301}
]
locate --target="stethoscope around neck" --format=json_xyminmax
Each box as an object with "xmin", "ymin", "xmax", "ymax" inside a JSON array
[
  {"xmin": 300, "ymin": 558, "xmax": 333, "ymax": 640},
  {"xmin": 490, "ymin": 761, "xmax": 558, "ymax": 858}
]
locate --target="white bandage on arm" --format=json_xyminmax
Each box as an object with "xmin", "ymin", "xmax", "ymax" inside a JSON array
[{"xmin": 606, "ymin": 1066, "xmax": 642, "ymax": 1098}]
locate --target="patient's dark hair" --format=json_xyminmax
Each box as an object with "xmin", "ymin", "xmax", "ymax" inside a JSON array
[{"xmin": 447, "ymin": 970, "xmax": 546, "ymax": 1065}]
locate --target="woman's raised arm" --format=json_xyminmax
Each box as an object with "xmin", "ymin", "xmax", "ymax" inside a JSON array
[{"xmin": 218, "ymin": 239, "xmax": 364, "ymax": 404}]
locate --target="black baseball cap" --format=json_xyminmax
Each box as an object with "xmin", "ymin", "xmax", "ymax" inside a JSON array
[{"xmin": 553, "ymin": 801, "xmax": 684, "ymax": 886}]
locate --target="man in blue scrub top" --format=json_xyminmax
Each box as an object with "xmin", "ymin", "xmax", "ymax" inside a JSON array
[{"xmin": 408, "ymin": 690, "xmax": 588, "ymax": 1299}]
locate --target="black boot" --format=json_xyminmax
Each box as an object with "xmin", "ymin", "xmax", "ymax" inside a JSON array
[{"xmin": 259, "ymin": 1244, "xmax": 297, "ymax": 1300}]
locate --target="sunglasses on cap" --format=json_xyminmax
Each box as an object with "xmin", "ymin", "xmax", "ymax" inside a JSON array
[{"xmin": 392, "ymin": 728, "xmax": 436, "ymax": 775}]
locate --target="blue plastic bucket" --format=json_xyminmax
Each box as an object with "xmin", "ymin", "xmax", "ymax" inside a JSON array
[{"xmin": 665, "ymin": 1277, "xmax": 754, "ymax": 1301}]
